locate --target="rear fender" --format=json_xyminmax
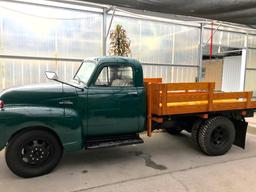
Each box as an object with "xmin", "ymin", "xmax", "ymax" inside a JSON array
[{"xmin": 233, "ymin": 119, "xmax": 248, "ymax": 149}]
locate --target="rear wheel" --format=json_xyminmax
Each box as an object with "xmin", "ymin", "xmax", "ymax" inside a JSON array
[
  {"xmin": 198, "ymin": 116, "xmax": 235, "ymax": 156},
  {"xmin": 191, "ymin": 119, "xmax": 203, "ymax": 146},
  {"xmin": 5, "ymin": 129, "xmax": 62, "ymax": 178}
]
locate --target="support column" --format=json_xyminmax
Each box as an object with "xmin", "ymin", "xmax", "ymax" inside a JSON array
[
  {"xmin": 102, "ymin": 8, "xmax": 107, "ymax": 56},
  {"xmin": 243, "ymin": 33, "xmax": 249, "ymax": 91},
  {"xmin": 197, "ymin": 23, "xmax": 204, "ymax": 82},
  {"xmin": 102, "ymin": 7, "xmax": 116, "ymax": 56}
]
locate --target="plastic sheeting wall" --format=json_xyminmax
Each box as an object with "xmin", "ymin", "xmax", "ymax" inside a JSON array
[
  {"xmin": 108, "ymin": 16, "xmax": 200, "ymax": 66},
  {"xmin": 0, "ymin": 2, "xmax": 102, "ymax": 90},
  {"xmin": 0, "ymin": 2, "xmax": 201, "ymax": 90},
  {"xmin": 0, "ymin": 59, "xmax": 81, "ymax": 89},
  {"xmin": 108, "ymin": 15, "xmax": 199, "ymax": 82},
  {"xmin": 0, "ymin": 3, "xmax": 103, "ymax": 58},
  {"xmin": 203, "ymin": 28, "xmax": 246, "ymax": 48},
  {"xmin": 0, "ymin": 1, "xmax": 254, "ymax": 90},
  {"xmin": 142, "ymin": 65, "xmax": 197, "ymax": 83}
]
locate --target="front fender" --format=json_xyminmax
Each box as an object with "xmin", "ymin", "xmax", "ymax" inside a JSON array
[{"xmin": 0, "ymin": 106, "xmax": 83, "ymax": 152}]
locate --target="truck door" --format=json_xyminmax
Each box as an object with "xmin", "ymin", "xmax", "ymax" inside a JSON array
[{"xmin": 87, "ymin": 64, "xmax": 141, "ymax": 137}]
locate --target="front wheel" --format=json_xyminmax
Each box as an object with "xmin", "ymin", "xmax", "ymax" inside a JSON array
[
  {"xmin": 5, "ymin": 129, "xmax": 63, "ymax": 178},
  {"xmin": 198, "ymin": 116, "xmax": 235, "ymax": 156}
]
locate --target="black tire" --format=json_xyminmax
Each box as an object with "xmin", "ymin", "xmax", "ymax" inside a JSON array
[
  {"xmin": 5, "ymin": 129, "xmax": 63, "ymax": 178},
  {"xmin": 166, "ymin": 127, "xmax": 183, "ymax": 135},
  {"xmin": 198, "ymin": 116, "xmax": 235, "ymax": 156},
  {"xmin": 191, "ymin": 119, "xmax": 204, "ymax": 146}
]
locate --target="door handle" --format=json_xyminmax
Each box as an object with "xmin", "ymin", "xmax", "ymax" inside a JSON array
[
  {"xmin": 59, "ymin": 100, "xmax": 73, "ymax": 105},
  {"xmin": 128, "ymin": 91, "xmax": 138, "ymax": 96}
]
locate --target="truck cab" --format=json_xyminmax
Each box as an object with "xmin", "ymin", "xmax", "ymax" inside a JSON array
[{"xmin": 76, "ymin": 57, "xmax": 146, "ymax": 137}]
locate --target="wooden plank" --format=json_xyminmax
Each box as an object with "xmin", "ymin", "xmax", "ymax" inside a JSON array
[
  {"xmin": 161, "ymin": 84, "xmax": 167, "ymax": 114},
  {"xmin": 251, "ymin": 101, "xmax": 256, "ymax": 109},
  {"xmin": 167, "ymin": 92, "xmax": 208, "ymax": 103},
  {"xmin": 246, "ymin": 92, "xmax": 253, "ymax": 108},
  {"xmin": 212, "ymin": 102, "xmax": 247, "ymax": 111},
  {"xmin": 144, "ymin": 78, "xmax": 162, "ymax": 84},
  {"xmin": 165, "ymin": 104, "xmax": 209, "ymax": 115},
  {"xmin": 208, "ymin": 83, "xmax": 215, "ymax": 111},
  {"xmin": 167, "ymin": 82, "xmax": 214, "ymax": 91},
  {"xmin": 151, "ymin": 85, "xmax": 162, "ymax": 115},
  {"xmin": 213, "ymin": 92, "xmax": 249, "ymax": 100},
  {"xmin": 167, "ymin": 101, "xmax": 208, "ymax": 107},
  {"xmin": 146, "ymin": 83, "xmax": 152, "ymax": 137},
  {"xmin": 161, "ymin": 101, "xmax": 255, "ymax": 116},
  {"xmin": 149, "ymin": 82, "xmax": 256, "ymax": 117}
]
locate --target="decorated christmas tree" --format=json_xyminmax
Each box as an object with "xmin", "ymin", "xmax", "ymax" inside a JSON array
[{"xmin": 108, "ymin": 24, "xmax": 131, "ymax": 57}]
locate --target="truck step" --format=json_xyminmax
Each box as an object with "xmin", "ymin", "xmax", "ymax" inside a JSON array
[{"xmin": 85, "ymin": 134, "xmax": 144, "ymax": 149}]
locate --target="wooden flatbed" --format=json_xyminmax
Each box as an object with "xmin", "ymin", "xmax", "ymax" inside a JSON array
[{"xmin": 144, "ymin": 78, "xmax": 256, "ymax": 136}]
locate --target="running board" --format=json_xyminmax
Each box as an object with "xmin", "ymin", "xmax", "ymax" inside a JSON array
[{"xmin": 85, "ymin": 134, "xmax": 144, "ymax": 149}]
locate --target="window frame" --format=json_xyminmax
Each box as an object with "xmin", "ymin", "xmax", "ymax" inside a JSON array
[{"xmin": 92, "ymin": 63, "xmax": 136, "ymax": 88}]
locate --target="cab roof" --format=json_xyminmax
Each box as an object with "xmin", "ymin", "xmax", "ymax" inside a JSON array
[
  {"xmin": 86, "ymin": 56, "xmax": 142, "ymax": 68},
  {"xmin": 85, "ymin": 56, "xmax": 144, "ymax": 87}
]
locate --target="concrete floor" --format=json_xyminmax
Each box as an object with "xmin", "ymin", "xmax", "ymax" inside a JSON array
[{"xmin": 1, "ymin": 129, "xmax": 256, "ymax": 192}]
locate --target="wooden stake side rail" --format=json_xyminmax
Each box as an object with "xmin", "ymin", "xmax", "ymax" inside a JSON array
[
  {"xmin": 144, "ymin": 78, "xmax": 162, "ymax": 84},
  {"xmin": 144, "ymin": 78, "xmax": 163, "ymax": 136},
  {"xmin": 144, "ymin": 79, "xmax": 256, "ymax": 137}
]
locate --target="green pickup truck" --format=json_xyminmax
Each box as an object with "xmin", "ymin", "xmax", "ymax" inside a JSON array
[{"xmin": 0, "ymin": 56, "xmax": 255, "ymax": 178}]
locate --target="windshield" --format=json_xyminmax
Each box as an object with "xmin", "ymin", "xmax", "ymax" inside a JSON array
[{"xmin": 74, "ymin": 60, "xmax": 97, "ymax": 85}]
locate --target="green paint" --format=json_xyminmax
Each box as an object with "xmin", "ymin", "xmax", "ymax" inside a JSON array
[{"xmin": 0, "ymin": 56, "xmax": 146, "ymax": 152}]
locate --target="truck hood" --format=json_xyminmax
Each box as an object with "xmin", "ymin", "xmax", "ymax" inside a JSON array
[{"xmin": 0, "ymin": 83, "xmax": 78, "ymax": 107}]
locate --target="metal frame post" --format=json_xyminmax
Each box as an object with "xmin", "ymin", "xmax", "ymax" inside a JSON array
[
  {"xmin": 102, "ymin": 7, "xmax": 116, "ymax": 56},
  {"xmin": 106, "ymin": 7, "xmax": 116, "ymax": 38},
  {"xmin": 197, "ymin": 23, "xmax": 204, "ymax": 82},
  {"xmin": 102, "ymin": 8, "xmax": 107, "ymax": 56},
  {"xmin": 243, "ymin": 33, "xmax": 249, "ymax": 92}
]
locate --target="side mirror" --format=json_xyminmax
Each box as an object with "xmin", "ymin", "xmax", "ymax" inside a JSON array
[{"xmin": 45, "ymin": 71, "xmax": 58, "ymax": 81}]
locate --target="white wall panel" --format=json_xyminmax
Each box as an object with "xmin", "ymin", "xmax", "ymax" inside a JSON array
[
  {"xmin": 248, "ymin": 35, "xmax": 256, "ymax": 48},
  {"xmin": 245, "ymin": 70, "xmax": 256, "ymax": 97},
  {"xmin": 222, "ymin": 55, "xmax": 243, "ymax": 92},
  {"xmin": 247, "ymin": 49, "xmax": 256, "ymax": 68},
  {"xmin": 0, "ymin": 59, "xmax": 80, "ymax": 89}
]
